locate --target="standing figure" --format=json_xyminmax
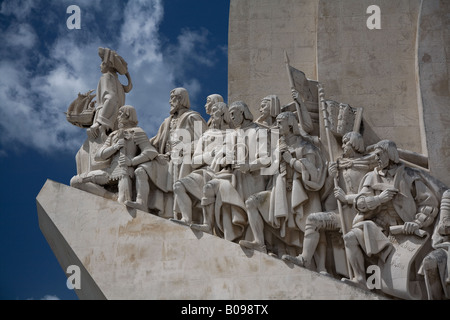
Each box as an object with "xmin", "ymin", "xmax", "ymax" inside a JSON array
[
  {"xmin": 342, "ymin": 140, "xmax": 439, "ymax": 289},
  {"xmin": 255, "ymin": 95, "xmax": 281, "ymax": 129},
  {"xmin": 71, "ymin": 48, "xmax": 133, "ymax": 175},
  {"xmin": 418, "ymin": 189, "xmax": 450, "ymax": 300},
  {"xmin": 240, "ymin": 111, "xmax": 327, "ymax": 256},
  {"xmin": 89, "ymin": 47, "xmax": 132, "ymax": 140},
  {"xmin": 70, "ymin": 105, "xmax": 156, "ymax": 204},
  {"xmin": 191, "ymin": 101, "xmax": 268, "ymax": 242},
  {"xmin": 172, "ymin": 101, "xmax": 230, "ymax": 225},
  {"xmin": 125, "ymin": 88, "xmax": 207, "ymax": 216},
  {"xmin": 204, "ymin": 94, "xmax": 224, "ymax": 128},
  {"xmin": 281, "ymin": 131, "xmax": 376, "ymax": 273}
]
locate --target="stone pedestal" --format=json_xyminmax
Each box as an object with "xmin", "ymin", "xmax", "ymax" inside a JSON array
[{"xmin": 36, "ymin": 179, "xmax": 387, "ymax": 300}]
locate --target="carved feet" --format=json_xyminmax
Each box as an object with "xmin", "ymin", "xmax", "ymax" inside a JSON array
[
  {"xmin": 281, "ymin": 254, "xmax": 306, "ymax": 267},
  {"xmin": 190, "ymin": 223, "xmax": 212, "ymax": 234},
  {"xmin": 169, "ymin": 218, "xmax": 191, "ymax": 227},
  {"xmin": 239, "ymin": 240, "xmax": 267, "ymax": 254},
  {"xmin": 124, "ymin": 200, "xmax": 148, "ymax": 212}
]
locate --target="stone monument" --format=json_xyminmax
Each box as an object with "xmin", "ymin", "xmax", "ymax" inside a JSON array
[{"xmin": 37, "ymin": 0, "xmax": 450, "ymax": 300}]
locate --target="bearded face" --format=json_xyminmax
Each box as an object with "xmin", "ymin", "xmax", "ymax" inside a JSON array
[
  {"xmin": 211, "ymin": 105, "xmax": 224, "ymax": 128},
  {"xmin": 259, "ymin": 99, "xmax": 271, "ymax": 120},
  {"xmin": 118, "ymin": 109, "xmax": 131, "ymax": 128},
  {"xmin": 342, "ymin": 139, "xmax": 354, "ymax": 158},
  {"xmin": 170, "ymin": 93, "xmax": 182, "ymax": 114}
]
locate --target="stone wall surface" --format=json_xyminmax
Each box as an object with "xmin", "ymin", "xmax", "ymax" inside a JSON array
[
  {"xmin": 228, "ymin": 0, "xmax": 449, "ymax": 186},
  {"xmin": 37, "ymin": 179, "xmax": 387, "ymax": 300}
]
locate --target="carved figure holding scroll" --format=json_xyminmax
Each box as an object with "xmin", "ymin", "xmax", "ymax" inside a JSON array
[{"xmin": 342, "ymin": 140, "xmax": 439, "ymax": 289}]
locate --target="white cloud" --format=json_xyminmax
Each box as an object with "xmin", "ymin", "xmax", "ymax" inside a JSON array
[
  {"xmin": 0, "ymin": 0, "xmax": 38, "ymax": 20},
  {"xmin": 2, "ymin": 23, "xmax": 37, "ymax": 49},
  {"xmin": 41, "ymin": 294, "xmax": 60, "ymax": 300},
  {"xmin": 0, "ymin": 0, "xmax": 222, "ymax": 155}
]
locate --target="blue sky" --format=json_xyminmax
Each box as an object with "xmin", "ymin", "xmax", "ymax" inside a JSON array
[{"xmin": 0, "ymin": 0, "xmax": 230, "ymax": 300}]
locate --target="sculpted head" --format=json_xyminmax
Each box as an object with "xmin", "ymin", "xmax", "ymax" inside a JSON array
[
  {"xmin": 98, "ymin": 47, "xmax": 128, "ymax": 75},
  {"xmin": 210, "ymin": 102, "xmax": 229, "ymax": 129},
  {"xmin": 342, "ymin": 131, "xmax": 365, "ymax": 158},
  {"xmin": 205, "ymin": 94, "xmax": 224, "ymax": 115},
  {"xmin": 276, "ymin": 111, "xmax": 300, "ymax": 136},
  {"xmin": 170, "ymin": 88, "xmax": 190, "ymax": 114},
  {"xmin": 372, "ymin": 139, "xmax": 399, "ymax": 169},
  {"xmin": 118, "ymin": 105, "xmax": 138, "ymax": 128},
  {"xmin": 259, "ymin": 95, "xmax": 281, "ymax": 120},
  {"xmin": 229, "ymin": 101, "xmax": 253, "ymax": 128}
]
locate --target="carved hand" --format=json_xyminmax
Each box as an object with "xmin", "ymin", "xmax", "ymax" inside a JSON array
[
  {"xmin": 328, "ymin": 162, "xmax": 338, "ymax": 177},
  {"xmin": 119, "ymin": 154, "xmax": 132, "ymax": 167},
  {"xmin": 282, "ymin": 151, "xmax": 292, "ymax": 163},
  {"xmin": 334, "ymin": 187, "xmax": 347, "ymax": 203},
  {"xmin": 378, "ymin": 188, "xmax": 397, "ymax": 203},
  {"xmin": 403, "ymin": 221, "xmax": 419, "ymax": 235},
  {"xmin": 236, "ymin": 163, "xmax": 250, "ymax": 173},
  {"xmin": 88, "ymin": 122, "xmax": 100, "ymax": 139},
  {"xmin": 156, "ymin": 153, "xmax": 169, "ymax": 164},
  {"xmin": 114, "ymin": 139, "xmax": 125, "ymax": 151}
]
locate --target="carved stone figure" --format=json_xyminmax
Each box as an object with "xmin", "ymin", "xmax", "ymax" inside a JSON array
[
  {"xmin": 418, "ymin": 189, "xmax": 450, "ymax": 300},
  {"xmin": 281, "ymin": 131, "xmax": 377, "ymax": 274},
  {"xmin": 125, "ymin": 88, "xmax": 207, "ymax": 217},
  {"xmin": 190, "ymin": 101, "xmax": 268, "ymax": 241},
  {"xmin": 240, "ymin": 111, "xmax": 327, "ymax": 257},
  {"xmin": 70, "ymin": 105, "xmax": 156, "ymax": 203},
  {"xmin": 204, "ymin": 94, "xmax": 224, "ymax": 128},
  {"xmin": 342, "ymin": 140, "xmax": 440, "ymax": 291},
  {"xmin": 89, "ymin": 47, "xmax": 133, "ymax": 141},
  {"xmin": 62, "ymin": 46, "xmax": 450, "ymax": 300},
  {"xmin": 255, "ymin": 95, "xmax": 281, "ymax": 129},
  {"xmin": 172, "ymin": 101, "xmax": 230, "ymax": 226}
]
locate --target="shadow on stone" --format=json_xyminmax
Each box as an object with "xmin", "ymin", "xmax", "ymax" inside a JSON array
[{"xmin": 125, "ymin": 206, "xmax": 137, "ymax": 218}]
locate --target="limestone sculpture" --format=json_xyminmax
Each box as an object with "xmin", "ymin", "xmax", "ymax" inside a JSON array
[
  {"xmin": 255, "ymin": 95, "xmax": 281, "ymax": 129},
  {"xmin": 191, "ymin": 101, "xmax": 268, "ymax": 241},
  {"xmin": 70, "ymin": 105, "xmax": 156, "ymax": 203},
  {"xmin": 67, "ymin": 47, "xmax": 133, "ymax": 175},
  {"xmin": 240, "ymin": 111, "xmax": 327, "ymax": 257},
  {"xmin": 341, "ymin": 140, "xmax": 440, "ymax": 296},
  {"xmin": 124, "ymin": 87, "xmax": 207, "ymax": 217},
  {"xmin": 418, "ymin": 189, "xmax": 450, "ymax": 300},
  {"xmin": 204, "ymin": 94, "xmax": 225, "ymax": 128},
  {"xmin": 173, "ymin": 101, "xmax": 230, "ymax": 226},
  {"xmin": 281, "ymin": 131, "xmax": 377, "ymax": 275},
  {"xmin": 65, "ymin": 48, "xmax": 450, "ymax": 300}
]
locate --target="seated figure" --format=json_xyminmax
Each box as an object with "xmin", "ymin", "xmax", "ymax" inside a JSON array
[
  {"xmin": 70, "ymin": 105, "xmax": 157, "ymax": 204},
  {"xmin": 172, "ymin": 101, "xmax": 230, "ymax": 226}
]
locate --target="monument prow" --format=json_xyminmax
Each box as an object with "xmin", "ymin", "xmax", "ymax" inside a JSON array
[{"xmin": 37, "ymin": 179, "xmax": 387, "ymax": 300}]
